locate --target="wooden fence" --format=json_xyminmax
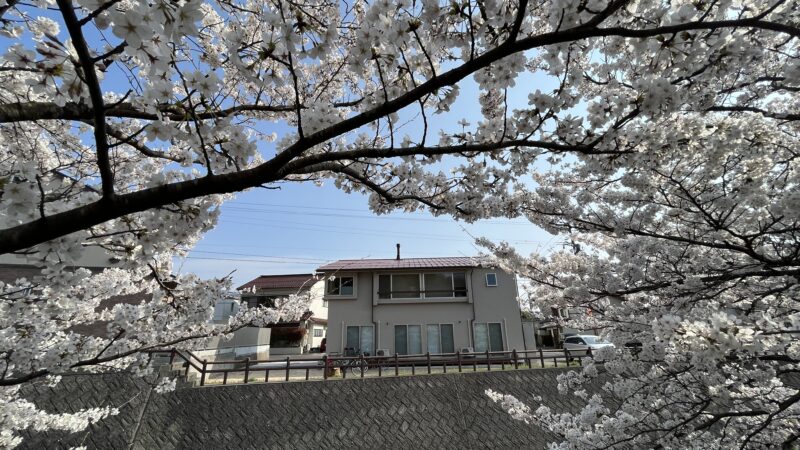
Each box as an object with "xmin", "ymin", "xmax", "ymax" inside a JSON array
[{"xmin": 150, "ymin": 347, "xmax": 594, "ymax": 387}]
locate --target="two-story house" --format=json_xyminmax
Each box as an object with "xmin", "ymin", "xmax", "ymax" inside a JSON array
[
  {"xmin": 206, "ymin": 273, "xmax": 328, "ymax": 359},
  {"xmin": 319, "ymin": 255, "xmax": 525, "ymax": 356},
  {"xmin": 0, "ymin": 175, "xmax": 150, "ymax": 337}
]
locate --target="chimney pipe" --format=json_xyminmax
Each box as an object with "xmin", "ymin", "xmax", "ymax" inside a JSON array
[{"xmin": 396, "ymin": 243, "xmax": 401, "ymax": 260}]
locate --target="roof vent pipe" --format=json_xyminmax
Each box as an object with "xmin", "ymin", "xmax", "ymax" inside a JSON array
[{"xmin": 396, "ymin": 243, "xmax": 401, "ymax": 260}]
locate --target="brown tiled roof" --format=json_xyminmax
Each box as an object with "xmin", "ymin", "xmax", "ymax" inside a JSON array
[
  {"xmin": 317, "ymin": 257, "xmax": 481, "ymax": 272},
  {"xmin": 237, "ymin": 273, "xmax": 319, "ymax": 291}
]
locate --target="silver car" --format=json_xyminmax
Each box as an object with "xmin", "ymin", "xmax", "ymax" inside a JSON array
[{"xmin": 563, "ymin": 335, "xmax": 615, "ymax": 356}]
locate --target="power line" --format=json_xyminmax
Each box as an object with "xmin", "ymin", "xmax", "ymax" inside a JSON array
[
  {"xmin": 232, "ymin": 201, "xmax": 383, "ymax": 213},
  {"xmin": 188, "ymin": 250, "xmax": 329, "ymax": 262},
  {"xmin": 217, "ymin": 218, "xmax": 545, "ymax": 244},
  {"xmin": 222, "ymin": 205, "xmax": 531, "ymax": 225},
  {"xmin": 219, "ymin": 216, "xmax": 473, "ymax": 240},
  {"xmin": 190, "ymin": 242, "xmax": 499, "ymax": 256},
  {"xmin": 182, "ymin": 256, "xmax": 322, "ymax": 265}
]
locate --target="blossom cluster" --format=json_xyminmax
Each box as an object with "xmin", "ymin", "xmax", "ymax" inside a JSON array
[{"xmin": 1, "ymin": 0, "xmax": 799, "ymax": 447}]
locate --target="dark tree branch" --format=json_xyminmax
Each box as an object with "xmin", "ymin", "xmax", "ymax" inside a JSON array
[
  {"xmin": 0, "ymin": 101, "xmax": 355, "ymax": 123},
  {"xmin": 1, "ymin": 16, "xmax": 798, "ymax": 253},
  {"xmin": 56, "ymin": 0, "xmax": 114, "ymax": 197}
]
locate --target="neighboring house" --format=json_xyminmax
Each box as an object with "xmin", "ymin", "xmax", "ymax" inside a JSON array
[
  {"xmin": 204, "ymin": 291, "xmax": 271, "ymax": 359},
  {"xmin": 0, "ymin": 194, "xmax": 150, "ymax": 338},
  {"xmin": 318, "ymin": 255, "xmax": 525, "ymax": 357},
  {"xmin": 531, "ymin": 306, "xmax": 600, "ymax": 348},
  {"xmin": 234, "ymin": 273, "xmax": 327, "ymax": 356}
]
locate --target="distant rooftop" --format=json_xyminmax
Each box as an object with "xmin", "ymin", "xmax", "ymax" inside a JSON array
[
  {"xmin": 317, "ymin": 257, "xmax": 482, "ymax": 272},
  {"xmin": 237, "ymin": 274, "xmax": 319, "ymax": 292}
]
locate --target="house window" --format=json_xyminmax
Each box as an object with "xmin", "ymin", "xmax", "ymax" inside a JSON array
[
  {"xmin": 377, "ymin": 272, "xmax": 468, "ymax": 299},
  {"xmin": 473, "ymin": 323, "xmax": 504, "ymax": 352},
  {"xmin": 345, "ymin": 325, "xmax": 374, "ymax": 355},
  {"xmin": 394, "ymin": 325, "xmax": 422, "ymax": 355},
  {"xmin": 212, "ymin": 300, "xmax": 239, "ymax": 323},
  {"xmin": 426, "ymin": 324, "xmax": 455, "ymax": 354},
  {"xmin": 313, "ymin": 328, "xmax": 324, "ymax": 337},
  {"xmin": 244, "ymin": 296, "xmax": 276, "ymax": 309},
  {"xmin": 485, "ymin": 273, "xmax": 498, "ymax": 287},
  {"xmin": 391, "ymin": 274, "xmax": 420, "ymax": 298},
  {"xmin": 327, "ymin": 276, "xmax": 355, "ymax": 296}
]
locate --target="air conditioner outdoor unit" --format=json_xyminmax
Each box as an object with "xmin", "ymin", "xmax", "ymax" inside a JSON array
[{"xmin": 376, "ymin": 349, "xmax": 390, "ymax": 357}]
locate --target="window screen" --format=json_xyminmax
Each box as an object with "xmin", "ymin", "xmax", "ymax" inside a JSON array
[
  {"xmin": 427, "ymin": 324, "xmax": 440, "ymax": 353},
  {"xmin": 340, "ymin": 277, "xmax": 354, "ymax": 295},
  {"xmin": 440, "ymin": 324, "xmax": 454, "ymax": 353},
  {"xmin": 489, "ymin": 323, "xmax": 504, "ymax": 351},
  {"xmin": 408, "ymin": 325, "xmax": 422, "ymax": 354},
  {"xmin": 474, "ymin": 323, "xmax": 489, "ymax": 352},
  {"xmin": 474, "ymin": 322, "xmax": 503, "ymax": 352},
  {"xmin": 453, "ymin": 273, "xmax": 467, "ymax": 296},
  {"xmin": 395, "ymin": 325, "xmax": 422, "ymax": 355},
  {"xmin": 391, "ymin": 274, "xmax": 420, "ymax": 298},
  {"xmin": 327, "ymin": 276, "xmax": 354, "ymax": 296},
  {"xmin": 359, "ymin": 326, "xmax": 374, "ymax": 355},
  {"xmin": 395, "ymin": 325, "xmax": 408, "ymax": 355},
  {"xmin": 346, "ymin": 326, "xmax": 360, "ymax": 351},
  {"xmin": 378, "ymin": 275, "xmax": 391, "ymax": 299},
  {"xmin": 424, "ymin": 273, "xmax": 452, "ymax": 297}
]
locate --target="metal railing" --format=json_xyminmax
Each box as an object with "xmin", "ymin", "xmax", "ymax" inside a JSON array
[{"xmin": 150, "ymin": 347, "xmax": 593, "ymax": 387}]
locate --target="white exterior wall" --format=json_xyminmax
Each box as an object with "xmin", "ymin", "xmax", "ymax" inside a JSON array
[
  {"xmin": 206, "ymin": 327, "xmax": 271, "ymax": 360},
  {"xmin": 206, "ymin": 279, "xmax": 328, "ymax": 357},
  {"xmin": 306, "ymin": 280, "xmax": 328, "ymax": 320},
  {"xmin": 325, "ymin": 268, "xmax": 524, "ymax": 355}
]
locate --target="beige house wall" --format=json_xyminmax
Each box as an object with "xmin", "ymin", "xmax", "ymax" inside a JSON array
[
  {"xmin": 325, "ymin": 267, "xmax": 524, "ymax": 355},
  {"xmin": 326, "ymin": 271, "xmax": 374, "ymax": 352}
]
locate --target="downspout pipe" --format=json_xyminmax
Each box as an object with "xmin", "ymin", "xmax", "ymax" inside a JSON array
[{"xmin": 469, "ymin": 268, "xmax": 476, "ymax": 349}]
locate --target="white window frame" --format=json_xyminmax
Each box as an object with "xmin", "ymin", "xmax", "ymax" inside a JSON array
[
  {"xmin": 378, "ymin": 272, "xmax": 468, "ymax": 300},
  {"xmin": 393, "ymin": 324, "xmax": 423, "ymax": 355},
  {"xmin": 426, "ymin": 323, "xmax": 456, "ymax": 354},
  {"xmin": 325, "ymin": 274, "xmax": 357, "ymax": 298},
  {"xmin": 485, "ymin": 273, "xmax": 498, "ymax": 287},
  {"xmin": 313, "ymin": 327, "xmax": 324, "ymax": 338}
]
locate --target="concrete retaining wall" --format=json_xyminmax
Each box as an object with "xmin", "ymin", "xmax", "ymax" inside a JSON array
[{"xmin": 18, "ymin": 368, "xmax": 600, "ymax": 449}]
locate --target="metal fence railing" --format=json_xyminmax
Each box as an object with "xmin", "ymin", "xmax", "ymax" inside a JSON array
[{"xmin": 149, "ymin": 347, "xmax": 594, "ymax": 387}]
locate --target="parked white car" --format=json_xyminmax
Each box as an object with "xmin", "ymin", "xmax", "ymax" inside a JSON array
[{"xmin": 563, "ymin": 335, "xmax": 615, "ymax": 355}]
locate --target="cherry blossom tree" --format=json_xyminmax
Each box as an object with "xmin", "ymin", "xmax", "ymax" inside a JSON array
[{"xmin": 0, "ymin": 0, "xmax": 797, "ymax": 446}]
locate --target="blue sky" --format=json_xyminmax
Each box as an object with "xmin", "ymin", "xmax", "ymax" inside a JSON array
[
  {"xmin": 178, "ymin": 71, "xmax": 563, "ymax": 287},
  {"xmin": 178, "ymin": 181, "xmax": 562, "ymax": 287}
]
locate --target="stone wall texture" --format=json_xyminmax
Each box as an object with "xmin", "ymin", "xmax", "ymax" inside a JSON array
[{"xmin": 19, "ymin": 368, "xmax": 598, "ymax": 449}]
